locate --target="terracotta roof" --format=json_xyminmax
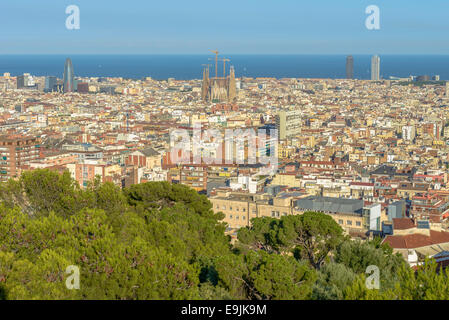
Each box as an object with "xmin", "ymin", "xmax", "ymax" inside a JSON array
[
  {"xmin": 350, "ymin": 182, "xmax": 374, "ymax": 187},
  {"xmin": 383, "ymin": 231, "xmax": 449, "ymax": 249},
  {"xmin": 393, "ymin": 218, "xmax": 415, "ymax": 230},
  {"xmin": 429, "ymin": 230, "xmax": 449, "ymax": 244}
]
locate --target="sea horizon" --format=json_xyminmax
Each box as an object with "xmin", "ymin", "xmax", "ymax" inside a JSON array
[{"xmin": 1, "ymin": 54, "xmax": 449, "ymax": 81}]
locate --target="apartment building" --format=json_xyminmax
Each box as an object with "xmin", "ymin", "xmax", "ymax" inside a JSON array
[
  {"xmin": 180, "ymin": 164, "xmax": 207, "ymax": 192},
  {"xmin": 410, "ymin": 193, "xmax": 449, "ymax": 223},
  {"xmin": 294, "ymin": 196, "xmax": 383, "ymax": 236},
  {"xmin": 61, "ymin": 143, "xmax": 103, "ymax": 161},
  {"xmin": 209, "ymin": 189, "xmax": 303, "ymax": 229},
  {"xmin": 126, "ymin": 147, "xmax": 162, "ymax": 170},
  {"xmin": 382, "ymin": 218, "xmax": 449, "ymax": 266},
  {"xmin": 0, "ymin": 135, "xmax": 40, "ymax": 181},
  {"xmin": 276, "ymin": 110, "xmax": 301, "ymax": 140},
  {"xmin": 66, "ymin": 160, "xmax": 122, "ymax": 188},
  {"xmin": 210, "ymin": 189, "xmax": 386, "ymax": 237}
]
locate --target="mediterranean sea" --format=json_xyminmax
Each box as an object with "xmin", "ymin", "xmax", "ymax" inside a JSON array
[{"xmin": 0, "ymin": 54, "xmax": 449, "ymax": 81}]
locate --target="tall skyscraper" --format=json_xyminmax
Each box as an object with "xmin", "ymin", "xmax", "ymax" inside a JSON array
[
  {"xmin": 17, "ymin": 75, "xmax": 25, "ymax": 89},
  {"xmin": 63, "ymin": 58, "xmax": 75, "ymax": 93},
  {"xmin": 44, "ymin": 76, "xmax": 57, "ymax": 92},
  {"xmin": 371, "ymin": 55, "xmax": 380, "ymax": 81},
  {"xmin": 346, "ymin": 56, "xmax": 354, "ymax": 79}
]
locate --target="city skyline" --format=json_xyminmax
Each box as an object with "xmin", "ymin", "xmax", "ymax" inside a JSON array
[{"xmin": 4, "ymin": 54, "xmax": 449, "ymax": 81}]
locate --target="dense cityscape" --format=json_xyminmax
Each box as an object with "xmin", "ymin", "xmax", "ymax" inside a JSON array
[
  {"xmin": 4, "ymin": 0, "xmax": 449, "ymax": 311},
  {"xmin": 2, "ymin": 49, "xmax": 449, "ymax": 302}
]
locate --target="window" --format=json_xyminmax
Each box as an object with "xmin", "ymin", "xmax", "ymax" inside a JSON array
[
  {"xmin": 356, "ymin": 221, "xmax": 361, "ymax": 227},
  {"xmin": 338, "ymin": 220, "xmax": 343, "ymax": 225},
  {"xmin": 242, "ymin": 216, "xmax": 246, "ymax": 220},
  {"xmin": 222, "ymin": 206, "xmax": 226, "ymax": 210},
  {"xmin": 229, "ymin": 215, "xmax": 233, "ymax": 219},
  {"xmin": 236, "ymin": 216, "xmax": 239, "ymax": 220},
  {"xmin": 271, "ymin": 211, "xmax": 276, "ymax": 217},
  {"xmin": 243, "ymin": 208, "xmax": 246, "ymax": 212},
  {"xmin": 347, "ymin": 220, "xmax": 352, "ymax": 226},
  {"xmin": 236, "ymin": 207, "xmax": 239, "ymax": 212},
  {"xmin": 229, "ymin": 206, "xmax": 232, "ymax": 210}
]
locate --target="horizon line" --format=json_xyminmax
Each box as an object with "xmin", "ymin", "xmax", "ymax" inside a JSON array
[{"xmin": 2, "ymin": 53, "xmax": 449, "ymax": 56}]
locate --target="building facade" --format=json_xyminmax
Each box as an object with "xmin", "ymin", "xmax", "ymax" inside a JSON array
[
  {"xmin": 371, "ymin": 55, "xmax": 380, "ymax": 81},
  {"xmin": 63, "ymin": 58, "xmax": 75, "ymax": 93},
  {"xmin": 276, "ymin": 110, "xmax": 302, "ymax": 140},
  {"xmin": 0, "ymin": 136, "xmax": 40, "ymax": 181},
  {"xmin": 346, "ymin": 55, "xmax": 354, "ymax": 79}
]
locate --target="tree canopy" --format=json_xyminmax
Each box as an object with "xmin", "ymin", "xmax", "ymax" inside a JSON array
[{"xmin": 0, "ymin": 169, "xmax": 447, "ymax": 300}]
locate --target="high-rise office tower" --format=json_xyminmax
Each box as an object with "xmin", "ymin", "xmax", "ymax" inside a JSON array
[
  {"xmin": 346, "ymin": 56, "xmax": 354, "ymax": 79},
  {"xmin": 17, "ymin": 75, "xmax": 25, "ymax": 89},
  {"xmin": 63, "ymin": 58, "xmax": 75, "ymax": 93},
  {"xmin": 45, "ymin": 76, "xmax": 57, "ymax": 92},
  {"xmin": 73, "ymin": 79, "xmax": 79, "ymax": 92},
  {"xmin": 371, "ymin": 55, "xmax": 380, "ymax": 81}
]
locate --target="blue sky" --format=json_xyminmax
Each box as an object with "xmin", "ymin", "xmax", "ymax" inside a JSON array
[{"xmin": 1, "ymin": 0, "xmax": 449, "ymax": 54}]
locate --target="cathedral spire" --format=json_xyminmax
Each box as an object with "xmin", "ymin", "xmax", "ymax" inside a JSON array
[
  {"xmin": 201, "ymin": 66, "xmax": 209, "ymax": 101},
  {"xmin": 228, "ymin": 66, "xmax": 236, "ymax": 102}
]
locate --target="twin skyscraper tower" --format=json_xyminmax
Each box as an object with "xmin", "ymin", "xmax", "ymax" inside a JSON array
[{"xmin": 346, "ymin": 55, "xmax": 381, "ymax": 80}]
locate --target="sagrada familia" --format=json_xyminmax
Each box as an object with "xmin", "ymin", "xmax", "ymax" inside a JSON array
[{"xmin": 201, "ymin": 57, "xmax": 237, "ymax": 103}]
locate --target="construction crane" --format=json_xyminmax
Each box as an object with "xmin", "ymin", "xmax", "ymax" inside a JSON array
[
  {"xmin": 219, "ymin": 58, "xmax": 230, "ymax": 78},
  {"xmin": 202, "ymin": 63, "xmax": 211, "ymax": 75},
  {"xmin": 210, "ymin": 50, "xmax": 219, "ymax": 79}
]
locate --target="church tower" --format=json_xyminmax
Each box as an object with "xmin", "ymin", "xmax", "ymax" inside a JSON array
[
  {"xmin": 201, "ymin": 52, "xmax": 237, "ymax": 103},
  {"xmin": 201, "ymin": 67, "xmax": 209, "ymax": 101},
  {"xmin": 228, "ymin": 66, "xmax": 236, "ymax": 102}
]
